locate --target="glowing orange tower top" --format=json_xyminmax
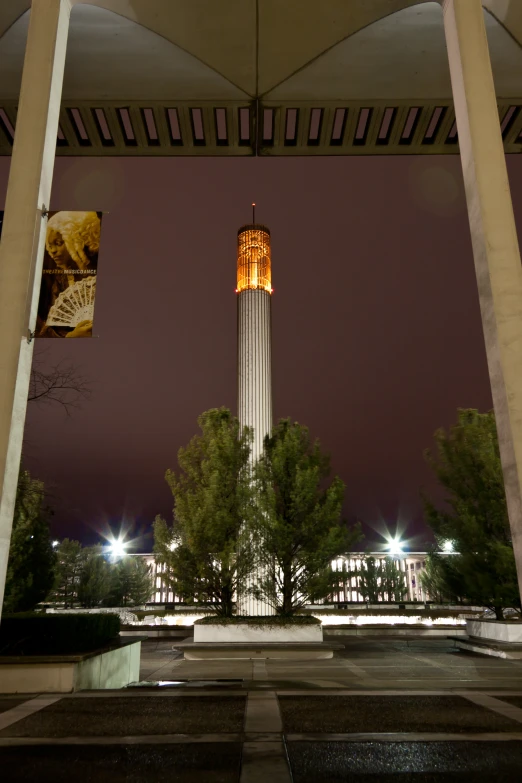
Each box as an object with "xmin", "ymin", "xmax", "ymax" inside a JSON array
[{"xmin": 236, "ymin": 204, "xmax": 272, "ymax": 294}]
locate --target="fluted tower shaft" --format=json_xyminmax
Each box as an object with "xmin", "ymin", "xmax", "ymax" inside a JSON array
[{"xmin": 237, "ymin": 289, "xmax": 272, "ymax": 463}]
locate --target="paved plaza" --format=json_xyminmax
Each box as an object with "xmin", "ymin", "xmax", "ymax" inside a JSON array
[{"xmin": 1, "ymin": 635, "xmax": 522, "ymax": 780}]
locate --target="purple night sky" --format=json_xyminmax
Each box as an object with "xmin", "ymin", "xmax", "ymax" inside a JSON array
[{"xmin": 2, "ymin": 153, "xmax": 521, "ymax": 552}]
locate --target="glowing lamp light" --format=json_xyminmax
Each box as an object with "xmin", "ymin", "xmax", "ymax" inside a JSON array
[
  {"xmin": 442, "ymin": 540, "xmax": 455, "ymax": 553},
  {"xmin": 107, "ymin": 536, "xmax": 127, "ymax": 561},
  {"xmin": 387, "ymin": 537, "xmax": 404, "ymax": 556}
]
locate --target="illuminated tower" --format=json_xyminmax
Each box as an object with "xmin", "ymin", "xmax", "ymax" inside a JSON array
[
  {"xmin": 236, "ymin": 208, "xmax": 273, "ymax": 464},
  {"xmin": 236, "ymin": 206, "xmax": 274, "ymax": 616}
]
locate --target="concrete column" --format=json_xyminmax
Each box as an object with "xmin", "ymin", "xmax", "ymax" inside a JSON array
[
  {"xmin": 441, "ymin": 0, "xmax": 522, "ymax": 603},
  {"xmin": 237, "ymin": 289, "xmax": 273, "ymax": 464},
  {"xmin": 0, "ymin": 0, "xmax": 71, "ymax": 613},
  {"xmin": 399, "ymin": 558, "xmax": 408, "ymax": 601},
  {"xmin": 237, "ymin": 288, "xmax": 274, "ymax": 616}
]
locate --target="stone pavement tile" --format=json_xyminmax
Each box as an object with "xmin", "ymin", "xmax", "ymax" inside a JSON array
[
  {"xmin": 494, "ymin": 695, "xmax": 522, "ymax": 709},
  {"xmin": 0, "ymin": 696, "xmax": 247, "ymax": 738},
  {"xmin": 241, "ymin": 740, "xmax": 291, "ymax": 782},
  {"xmin": 286, "ymin": 740, "xmax": 522, "ymax": 782},
  {"xmin": 278, "ymin": 695, "xmax": 522, "ymax": 734},
  {"xmin": 173, "ymin": 661, "xmax": 253, "ymax": 679},
  {"xmin": 141, "ymin": 660, "xmax": 184, "ymax": 681},
  {"xmin": 366, "ymin": 669, "xmax": 445, "ymax": 680},
  {"xmin": 0, "ymin": 698, "xmax": 27, "ymax": 714},
  {"xmin": 245, "ymin": 693, "xmax": 282, "ymax": 733},
  {"xmin": 0, "ymin": 742, "xmax": 242, "ymax": 782}
]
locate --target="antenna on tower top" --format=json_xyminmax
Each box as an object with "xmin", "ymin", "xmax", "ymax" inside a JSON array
[{"xmin": 252, "ymin": 202, "xmax": 256, "ymax": 224}]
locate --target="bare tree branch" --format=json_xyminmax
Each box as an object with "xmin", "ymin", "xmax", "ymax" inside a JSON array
[{"xmin": 28, "ymin": 352, "xmax": 92, "ymax": 416}]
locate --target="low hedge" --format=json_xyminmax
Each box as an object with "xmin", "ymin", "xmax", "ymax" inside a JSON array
[
  {"xmin": 195, "ymin": 615, "xmax": 320, "ymax": 625},
  {"xmin": 0, "ymin": 613, "xmax": 121, "ymax": 656}
]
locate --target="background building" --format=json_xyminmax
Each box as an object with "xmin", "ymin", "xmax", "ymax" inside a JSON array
[{"xmin": 137, "ymin": 551, "xmax": 430, "ymax": 606}]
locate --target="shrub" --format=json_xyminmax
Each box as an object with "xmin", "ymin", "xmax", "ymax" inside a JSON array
[
  {"xmin": 0, "ymin": 613, "xmax": 120, "ymax": 655},
  {"xmin": 194, "ymin": 615, "xmax": 320, "ymax": 625}
]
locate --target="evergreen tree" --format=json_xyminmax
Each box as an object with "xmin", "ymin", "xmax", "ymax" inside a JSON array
[
  {"xmin": 78, "ymin": 547, "xmax": 112, "ymax": 607},
  {"xmin": 106, "ymin": 557, "xmax": 153, "ymax": 607},
  {"xmin": 154, "ymin": 407, "xmax": 256, "ymax": 617},
  {"xmin": 252, "ymin": 419, "xmax": 361, "ymax": 614},
  {"xmin": 419, "ymin": 553, "xmax": 456, "ymax": 603},
  {"xmin": 353, "ymin": 556, "xmax": 381, "ymax": 603},
  {"xmin": 380, "ymin": 558, "xmax": 407, "ymax": 602},
  {"xmin": 3, "ymin": 470, "xmax": 56, "ymax": 612},
  {"xmin": 52, "ymin": 539, "xmax": 85, "ymax": 607},
  {"xmin": 423, "ymin": 408, "xmax": 519, "ymax": 618}
]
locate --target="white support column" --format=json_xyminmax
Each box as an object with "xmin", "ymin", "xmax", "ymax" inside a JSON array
[
  {"xmin": 441, "ymin": 0, "xmax": 522, "ymax": 603},
  {"xmin": 0, "ymin": 0, "xmax": 71, "ymax": 613},
  {"xmin": 399, "ymin": 557, "xmax": 407, "ymax": 601},
  {"xmin": 237, "ymin": 287, "xmax": 274, "ymax": 616}
]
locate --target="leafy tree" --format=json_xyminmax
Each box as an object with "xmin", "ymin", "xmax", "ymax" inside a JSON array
[
  {"xmin": 78, "ymin": 547, "xmax": 112, "ymax": 607},
  {"xmin": 51, "ymin": 539, "xmax": 85, "ymax": 607},
  {"xmin": 380, "ymin": 558, "xmax": 408, "ymax": 602},
  {"xmin": 154, "ymin": 407, "xmax": 256, "ymax": 617},
  {"xmin": 423, "ymin": 408, "xmax": 519, "ymax": 619},
  {"xmin": 106, "ymin": 557, "xmax": 153, "ymax": 607},
  {"xmin": 353, "ymin": 556, "xmax": 381, "ymax": 603},
  {"xmin": 3, "ymin": 471, "xmax": 56, "ymax": 612},
  {"xmin": 251, "ymin": 419, "xmax": 361, "ymax": 615},
  {"xmin": 419, "ymin": 553, "xmax": 456, "ymax": 603},
  {"xmin": 349, "ymin": 556, "xmax": 407, "ymax": 603}
]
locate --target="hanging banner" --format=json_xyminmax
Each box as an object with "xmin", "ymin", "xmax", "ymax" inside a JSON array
[
  {"xmin": 38, "ymin": 211, "xmax": 103, "ymax": 338},
  {"xmin": 0, "ymin": 210, "xmax": 102, "ymax": 338}
]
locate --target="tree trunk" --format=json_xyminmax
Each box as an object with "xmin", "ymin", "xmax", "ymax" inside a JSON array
[
  {"xmin": 282, "ymin": 568, "xmax": 293, "ymax": 615},
  {"xmin": 494, "ymin": 606, "xmax": 504, "ymax": 620},
  {"xmin": 222, "ymin": 582, "xmax": 233, "ymax": 617}
]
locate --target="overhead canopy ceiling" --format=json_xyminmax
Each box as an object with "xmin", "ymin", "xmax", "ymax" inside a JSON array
[{"xmin": 0, "ymin": 0, "xmax": 521, "ymax": 156}]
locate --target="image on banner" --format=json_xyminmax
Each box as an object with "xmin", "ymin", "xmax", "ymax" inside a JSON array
[{"xmin": 0, "ymin": 210, "xmax": 103, "ymax": 338}]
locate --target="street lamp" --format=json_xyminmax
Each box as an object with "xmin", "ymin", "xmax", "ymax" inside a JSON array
[
  {"xmin": 442, "ymin": 540, "xmax": 455, "ymax": 553},
  {"xmin": 387, "ymin": 537, "xmax": 404, "ymax": 556},
  {"xmin": 52, "ymin": 540, "xmax": 59, "ymax": 548},
  {"xmin": 107, "ymin": 536, "xmax": 127, "ymax": 562}
]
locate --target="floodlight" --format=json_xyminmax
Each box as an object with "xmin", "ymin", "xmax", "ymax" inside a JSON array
[
  {"xmin": 387, "ymin": 537, "xmax": 404, "ymax": 556},
  {"xmin": 107, "ymin": 536, "xmax": 127, "ymax": 561}
]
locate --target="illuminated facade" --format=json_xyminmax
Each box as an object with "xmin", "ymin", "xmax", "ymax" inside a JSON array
[{"xmin": 236, "ymin": 226, "xmax": 272, "ymax": 295}]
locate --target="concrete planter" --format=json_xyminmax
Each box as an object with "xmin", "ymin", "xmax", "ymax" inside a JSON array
[
  {"xmin": 120, "ymin": 627, "xmax": 190, "ymax": 639},
  {"xmin": 0, "ymin": 638, "xmax": 143, "ymax": 694},
  {"xmin": 466, "ymin": 619, "xmax": 522, "ymax": 644},
  {"xmin": 194, "ymin": 622, "xmax": 323, "ymax": 644},
  {"xmin": 325, "ymin": 625, "xmax": 468, "ymax": 638}
]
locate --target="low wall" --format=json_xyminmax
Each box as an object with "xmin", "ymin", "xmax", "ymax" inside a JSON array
[
  {"xmin": 0, "ymin": 638, "xmax": 143, "ymax": 694},
  {"xmin": 121, "ymin": 627, "xmax": 190, "ymax": 639},
  {"xmin": 467, "ymin": 620, "xmax": 522, "ymax": 644},
  {"xmin": 194, "ymin": 623, "xmax": 323, "ymax": 643},
  {"xmin": 324, "ymin": 626, "xmax": 468, "ymax": 637}
]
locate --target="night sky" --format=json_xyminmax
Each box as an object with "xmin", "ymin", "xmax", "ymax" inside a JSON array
[{"xmin": 2, "ymin": 153, "xmax": 521, "ymax": 552}]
